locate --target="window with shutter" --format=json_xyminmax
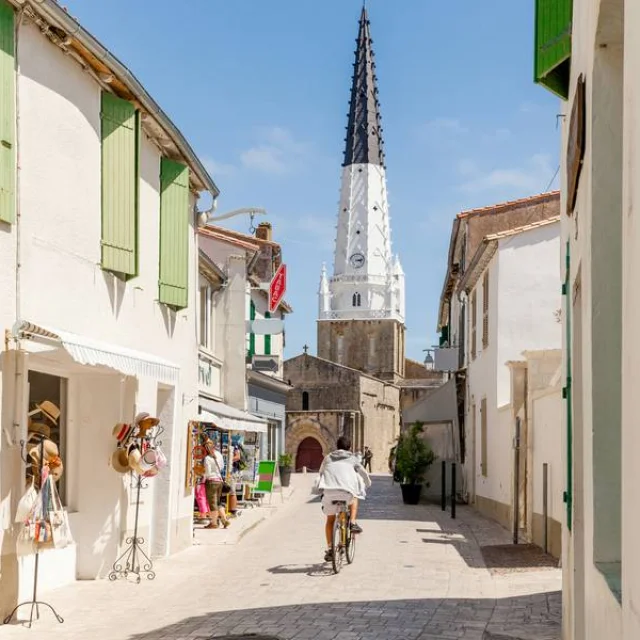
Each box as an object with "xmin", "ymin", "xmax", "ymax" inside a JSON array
[
  {"xmin": 471, "ymin": 290, "xmax": 477, "ymax": 360},
  {"xmin": 264, "ymin": 311, "xmax": 271, "ymax": 355},
  {"xmin": 248, "ymin": 298, "xmax": 256, "ymax": 359},
  {"xmin": 159, "ymin": 158, "xmax": 189, "ymax": 308},
  {"xmin": 101, "ymin": 92, "xmax": 139, "ymax": 276},
  {"xmin": 0, "ymin": 1, "xmax": 15, "ymax": 224},
  {"xmin": 481, "ymin": 398, "xmax": 487, "ymax": 477},
  {"xmin": 534, "ymin": 0, "xmax": 573, "ymax": 99},
  {"xmin": 482, "ymin": 271, "xmax": 489, "ymax": 349}
]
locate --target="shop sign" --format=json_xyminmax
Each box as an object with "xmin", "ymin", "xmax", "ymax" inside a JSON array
[
  {"xmin": 269, "ymin": 263, "xmax": 287, "ymax": 313},
  {"xmin": 198, "ymin": 353, "xmax": 221, "ymax": 397}
]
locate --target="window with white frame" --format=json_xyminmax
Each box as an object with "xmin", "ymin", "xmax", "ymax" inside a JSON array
[{"xmin": 198, "ymin": 284, "xmax": 216, "ymax": 353}]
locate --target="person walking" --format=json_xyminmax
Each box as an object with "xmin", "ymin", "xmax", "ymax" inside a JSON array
[{"xmin": 363, "ymin": 446, "xmax": 373, "ymax": 472}]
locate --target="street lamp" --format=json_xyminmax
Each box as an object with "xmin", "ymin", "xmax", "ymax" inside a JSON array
[{"xmin": 195, "ymin": 198, "xmax": 267, "ymax": 228}]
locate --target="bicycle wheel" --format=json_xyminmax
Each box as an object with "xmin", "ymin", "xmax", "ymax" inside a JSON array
[
  {"xmin": 331, "ymin": 515, "xmax": 344, "ymax": 574},
  {"xmin": 346, "ymin": 518, "xmax": 356, "ymax": 564}
]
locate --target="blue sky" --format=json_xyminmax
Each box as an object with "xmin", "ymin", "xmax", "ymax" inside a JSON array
[{"xmin": 63, "ymin": 0, "xmax": 561, "ymax": 361}]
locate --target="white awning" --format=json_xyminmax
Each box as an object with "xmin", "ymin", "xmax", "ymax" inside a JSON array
[
  {"xmin": 13, "ymin": 320, "xmax": 179, "ymax": 385},
  {"xmin": 194, "ymin": 397, "xmax": 268, "ymax": 433}
]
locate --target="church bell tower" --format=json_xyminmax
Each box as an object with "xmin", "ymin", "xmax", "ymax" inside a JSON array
[{"xmin": 317, "ymin": 6, "xmax": 406, "ymax": 383}]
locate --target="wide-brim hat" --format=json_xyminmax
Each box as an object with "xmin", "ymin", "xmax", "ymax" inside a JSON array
[
  {"xmin": 28, "ymin": 422, "xmax": 51, "ymax": 439},
  {"xmin": 36, "ymin": 401, "xmax": 60, "ymax": 426},
  {"xmin": 48, "ymin": 458, "xmax": 64, "ymax": 481},
  {"xmin": 112, "ymin": 423, "xmax": 134, "ymax": 445},
  {"xmin": 29, "ymin": 439, "xmax": 59, "ymax": 462},
  {"xmin": 134, "ymin": 413, "xmax": 160, "ymax": 437},
  {"xmin": 111, "ymin": 449, "xmax": 130, "ymax": 474}
]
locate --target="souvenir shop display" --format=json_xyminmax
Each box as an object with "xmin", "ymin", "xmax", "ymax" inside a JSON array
[
  {"xmin": 108, "ymin": 413, "xmax": 166, "ymax": 583},
  {"xmin": 188, "ymin": 421, "xmax": 261, "ymax": 522},
  {"xmin": 4, "ymin": 432, "xmax": 68, "ymax": 628}
]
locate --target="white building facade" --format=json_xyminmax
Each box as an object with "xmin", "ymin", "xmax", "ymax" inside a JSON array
[
  {"xmin": 0, "ymin": 0, "xmax": 217, "ymax": 618},
  {"xmin": 533, "ymin": 0, "xmax": 640, "ymax": 636},
  {"xmin": 459, "ymin": 219, "xmax": 562, "ymax": 532}
]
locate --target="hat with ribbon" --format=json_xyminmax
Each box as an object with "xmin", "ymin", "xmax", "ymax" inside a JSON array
[
  {"xmin": 35, "ymin": 400, "xmax": 60, "ymax": 426},
  {"xmin": 112, "ymin": 423, "xmax": 134, "ymax": 445}
]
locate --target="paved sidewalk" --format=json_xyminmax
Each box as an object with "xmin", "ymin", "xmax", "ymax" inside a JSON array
[{"xmin": 0, "ymin": 474, "xmax": 561, "ymax": 640}]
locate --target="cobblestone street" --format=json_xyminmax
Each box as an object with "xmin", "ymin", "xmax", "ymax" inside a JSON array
[{"xmin": 1, "ymin": 475, "xmax": 561, "ymax": 640}]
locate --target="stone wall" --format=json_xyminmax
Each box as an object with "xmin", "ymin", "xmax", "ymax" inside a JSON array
[{"xmin": 317, "ymin": 319, "xmax": 404, "ymax": 382}]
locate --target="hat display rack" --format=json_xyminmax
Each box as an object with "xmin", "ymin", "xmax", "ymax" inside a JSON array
[
  {"xmin": 108, "ymin": 414, "xmax": 164, "ymax": 584},
  {"xmin": 3, "ymin": 434, "xmax": 64, "ymax": 628}
]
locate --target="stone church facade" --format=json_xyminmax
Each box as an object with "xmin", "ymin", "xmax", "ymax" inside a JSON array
[{"xmin": 284, "ymin": 355, "xmax": 400, "ymax": 473}]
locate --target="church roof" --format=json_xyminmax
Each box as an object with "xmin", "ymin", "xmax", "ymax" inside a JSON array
[
  {"xmin": 284, "ymin": 352, "xmax": 400, "ymax": 389},
  {"xmin": 343, "ymin": 7, "xmax": 385, "ymax": 168}
]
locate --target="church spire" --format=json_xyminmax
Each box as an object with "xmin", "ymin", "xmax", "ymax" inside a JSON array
[{"xmin": 343, "ymin": 6, "xmax": 385, "ymax": 168}]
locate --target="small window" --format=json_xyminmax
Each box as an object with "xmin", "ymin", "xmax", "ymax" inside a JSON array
[
  {"xmin": 352, "ymin": 292, "xmax": 362, "ymax": 307},
  {"xmin": 302, "ymin": 391, "xmax": 309, "ymax": 411}
]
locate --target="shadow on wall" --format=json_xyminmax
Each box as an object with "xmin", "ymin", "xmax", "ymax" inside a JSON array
[{"xmin": 127, "ymin": 593, "xmax": 562, "ymax": 640}]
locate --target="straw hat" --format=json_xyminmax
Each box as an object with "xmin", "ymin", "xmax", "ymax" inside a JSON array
[
  {"xmin": 112, "ymin": 423, "xmax": 134, "ymax": 445},
  {"xmin": 28, "ymin": 439, "xmax": 59, "ymax": 463},
  {"xmin": 28, "ymin": 422, "xmax": 51, "ymax": 439},
  {"xmin": 111, "ymin": 449, "xmax": 130, "ymax": 474},
  {"xmin": 128, "ymin": 446, "xmax": 144, "ymax": 475},
  {"xmin": 36, "ymin": 400, "xmax": 60, "ymax": 425},
  {"xmin": 134, "ymin": 413, "xmax": 160, "ymax": 438}
]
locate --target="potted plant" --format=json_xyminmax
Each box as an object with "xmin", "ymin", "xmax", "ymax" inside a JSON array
[
  {"xmin": 394, "ymin": 422, "xmax": 436, "ymax": 505},
  {"xmin": 278, "ymin": 453, "xmax": 293, "ymax": 488}
]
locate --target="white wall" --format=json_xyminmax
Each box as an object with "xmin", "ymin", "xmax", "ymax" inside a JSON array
[
  {"xmin": 496, "ymin": 223, "xmax": 562, "ymax": 407},
  {"xmin": 0, "ymin": 19, "xmax": 203, "ymax": 611}
]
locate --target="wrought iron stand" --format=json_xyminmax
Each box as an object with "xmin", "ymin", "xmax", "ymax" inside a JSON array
[
  {"xmin": 3, "ymin": 436, "xmax": 64, "ymax": 628},
  {"xmin": 108, "ymin": 425, "xmax": 163, "ymax": 583},
  {"xmin": 108, "ymin": 472, "xmax": 155, "ymax": 583}
]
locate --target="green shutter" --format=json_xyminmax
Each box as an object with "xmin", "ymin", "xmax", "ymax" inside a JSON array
[
  {"xmin": 264, "ymin": 311, "xmax": 271, "ymax": 355},
  {"xmin": 101, "ymin": 92, "xmax": 138, "ymax": 275},
  {"xmin": 159, "ymin": 158, "xmax": 189, "ymax": 309},
  {"xmin": 534, "ymin": 0, "xmax": 572, "ymax": 99},
  {"xmin": 562, "ymin": 242, "xmax": 573, "ymax": 530},
  {"xmin": 0, "ymin": 1, "xmax": 15, "ymax": 224},
  {"xmin": 248, "ymin": 299, "xmax": 256, "ymax": 358}
]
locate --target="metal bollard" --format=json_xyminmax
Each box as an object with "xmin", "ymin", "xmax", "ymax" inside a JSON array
[
  {"xmin": 451, "ymin": 462, "xmax": 456, "ymax": 519},
  {"xmin": 543, "ymin": 463, "xmax": 549, "ymax": 554},
  {"xmin": 441, "ymin": 460, "xmax": 446, "ymax": 511}
]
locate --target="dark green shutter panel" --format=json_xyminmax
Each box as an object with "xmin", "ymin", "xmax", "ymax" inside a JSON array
[
  {"xmin": 101, "ymin": 92, "xmax": 138, "ymax": 275},
  {"xmin": 248, "ymin": 299, "xmax": 256, "ymax": 358},
  {"xmin": 159, "ymin": 158, "xmax": 189, "ymax": 309},
  {"xmin": 264, "ymin": 311, "xmax": 271, "ymax": 355},
  {"xmin": 0, "ymin": 1, "xmax": 15, "ymax": 224},
  {"xmin": 534, "ymin": 0, "xmax": 572, "ymax": 99},
  {"xmin": 562, "ymin": 242, "xmax": 572, "ymax": 530}
]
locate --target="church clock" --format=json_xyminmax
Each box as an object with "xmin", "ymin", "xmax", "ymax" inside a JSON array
[{"xmin": 350, "ymin": 253, "xmax": 365, "ymax": 269}]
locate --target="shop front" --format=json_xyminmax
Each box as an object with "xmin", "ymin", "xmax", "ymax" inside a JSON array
[
  {"xmin": 187, "ymin": 398, "xmax": 267, "ymax": 524},
  {"xmin": 1, "ymin": 321, "xmax": 186, "ymax": 619},
  {"xmin": 247, "ymin": 369, "xmax": 291, "ymax": 462}
]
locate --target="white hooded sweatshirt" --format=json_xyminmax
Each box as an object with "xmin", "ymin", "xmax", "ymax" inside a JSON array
[{"xmin": 317, "ymin": 449, "xmax": 372, "ymax": 499}]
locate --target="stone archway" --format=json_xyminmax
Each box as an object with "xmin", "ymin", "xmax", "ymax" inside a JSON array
[
  {"xmin": 286, "ymin": 416, "xmax": 333, "ymax": 472},
  {"xmin": 295, "ymin": 437, "xmax": 323, "ymax": 472}
]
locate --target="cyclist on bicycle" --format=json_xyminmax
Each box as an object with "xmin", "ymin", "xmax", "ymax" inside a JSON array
[{"xmin": 317, "ymin": 435, "xmax": 371, "ymax": 561}]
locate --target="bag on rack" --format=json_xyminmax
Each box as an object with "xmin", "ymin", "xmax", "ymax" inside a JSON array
[
  {"xmin": 47, "ymin": 476, "xmax": 73, "ymax": 549},
  {"xmin": 14, "ymin": 480, "xmax": 37, "ymax": 524}
]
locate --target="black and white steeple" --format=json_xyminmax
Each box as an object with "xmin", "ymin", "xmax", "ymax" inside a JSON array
[{"xmin": 319, "ymin": 6, "xmax": 405, "ymax": 323}]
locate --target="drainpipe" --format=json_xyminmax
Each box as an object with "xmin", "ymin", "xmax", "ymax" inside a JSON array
[{"xmin": 7, "ymin": 8, "xmax": 27, "ymax": 449}]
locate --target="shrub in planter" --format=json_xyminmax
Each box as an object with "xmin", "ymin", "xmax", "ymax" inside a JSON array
[
  {"xmin": 394, "ymin": 422, "xmax": 436, "ymax": 505},
  {"xmin": 278, "ymin": 453, "xmax": 293, "ymax": 488}
]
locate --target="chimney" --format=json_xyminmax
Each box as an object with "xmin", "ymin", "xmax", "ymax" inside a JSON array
[{"xmin": 255, "ymin": 222, "xmax": 272, "ymax": 242}]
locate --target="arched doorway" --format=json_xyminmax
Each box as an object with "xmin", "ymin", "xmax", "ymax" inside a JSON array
[{"xmin": 296, "ymin": 437, "xmax": 323, "ymax": 471}]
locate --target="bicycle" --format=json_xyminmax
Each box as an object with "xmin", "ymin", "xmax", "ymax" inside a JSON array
[{"xmin": 330, "ymin": 500, "xmax": 356, "ymax": 573}]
